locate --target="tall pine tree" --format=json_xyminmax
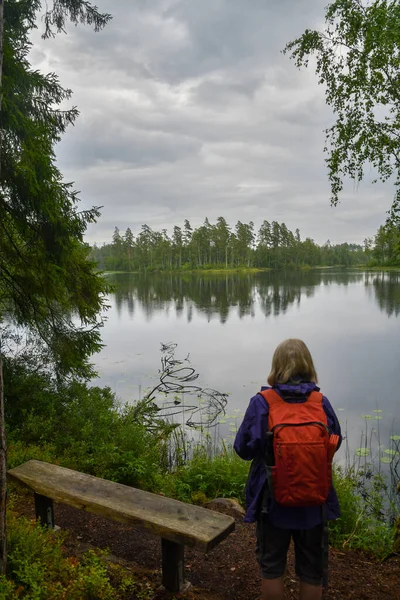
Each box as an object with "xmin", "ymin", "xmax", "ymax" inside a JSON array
[{"xmin": 0, "ymin": 0, "xmax": 111, "ymax": 572}]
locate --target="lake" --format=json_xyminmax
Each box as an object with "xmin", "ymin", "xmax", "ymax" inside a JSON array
[{"xmin": 92, "ymin": 269, "xmax": 400, "ymax": 462}]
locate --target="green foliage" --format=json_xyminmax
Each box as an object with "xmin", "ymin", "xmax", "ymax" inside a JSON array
[
  {"xmin": 39, "ymin": 0, "xmax": 112, "ymax": 39},
  {"xmin": 369, "ymin": 221, "xmax": 400, "ymax": 265},
  {"xmin": 106, "ymin": 563, "xmax": 154, "ymax": 600},
  {"xmin": 91, "ymin": 218, "xmax": 367, "ymax": 272},
  {"xmin": 5, "ymin": 359, "xmax": 169, "ymax": 492},
  {"xmin": 0, "ymin": 0, "xmax": 112, "ymax": 378},
  {"xmin": 284, "ymin": 0, "xmax": 400, "ymax": 218},
  {"xmin": 7, "ymin": 442, "xmax": 57, "ymax": 470},
  {"xmin": 159, "ymin": 445, "xmax": 250, "ymax": 504},
  {"xmin": 329, "ymin": 466, "xmax": 395, "ymax": 558},
  {"xmin": 2, "ymin": 510, "xmax": 116, "ymax": 599},
  {"xmin": 4, "ymin": 355, "xmax": 246, "ymax": 501}
]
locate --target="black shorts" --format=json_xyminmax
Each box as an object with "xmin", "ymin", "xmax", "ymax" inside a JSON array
[{"xmin": 255, "ymin": 517, "xmax": 324, "ymax": 586}]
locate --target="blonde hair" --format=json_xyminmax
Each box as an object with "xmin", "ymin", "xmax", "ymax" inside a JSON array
[{"xmin": 267, "ymin": 338, "xmax": 318, "ymax": 385}]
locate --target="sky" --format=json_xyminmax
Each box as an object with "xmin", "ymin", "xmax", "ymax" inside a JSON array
[{"xmin": 29, "ymin": 0, "xmax": 393, "ymax": 247}]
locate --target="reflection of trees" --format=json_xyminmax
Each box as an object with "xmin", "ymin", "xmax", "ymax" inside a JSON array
[
  {"xmin": 366, "ymin": 272, "xmax": 400, "ymax": 317},
  {"xmin": 257, "ymin": 270, "xmax": 364, "ymax": 317},
  {"xmin": 111, "ymin": 273, "xmax": 252, "ymax": 323},
  {"xmin": 108, "ymin": 269, "xmax": 366, "ymax": 323},
  {"xmin": 257, "ymin": 271, "xmax": 303, "ymax": 317}
]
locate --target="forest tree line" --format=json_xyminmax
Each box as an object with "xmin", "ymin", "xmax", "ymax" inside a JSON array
[
  {"xmin": 366, "ymin": 222, "xmax": 400, "ymax": 266},
  {"xmin": 90, "ymin": 218, "xmax": 369, "ymax": 271}
]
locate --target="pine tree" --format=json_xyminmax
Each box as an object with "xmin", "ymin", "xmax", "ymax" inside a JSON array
[
  {"xmin": 0, "ymin": 0, "xmax": 111, "ymax": 573},
  {"xmin": 124, "ymin": 227, "xmax": 134, "ymax": 271}
]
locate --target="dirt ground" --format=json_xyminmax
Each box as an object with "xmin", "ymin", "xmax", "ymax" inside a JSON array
[{"xmin": 13, "ymin": 491, "xmax": 400, "ymax": 600}]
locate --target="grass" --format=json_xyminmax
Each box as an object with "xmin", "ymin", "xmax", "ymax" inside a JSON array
[{"xmin": 329, "ymin": 466, "xmax": 396, "ymax": 558}]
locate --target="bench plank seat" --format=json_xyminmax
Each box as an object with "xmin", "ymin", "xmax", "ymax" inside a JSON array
[
  {"xmin": 8, "ymin": 460, "xmax": 234, "ymax": 552},
  {"xmin": 8, "ymin": 460, "xmax": 235, "ymax": 591}
]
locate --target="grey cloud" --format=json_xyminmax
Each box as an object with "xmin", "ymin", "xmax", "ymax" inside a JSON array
[
  {"xmin": 30, "ymin": 0, "xmax": 393, "ymax": 248},
  {"xmin": 34, "ymin": 0, "xmax": 323, "ymax": 82},
  {"xmin": 58, "ymin": 123, "xmax": 201, "ymax": 168}
]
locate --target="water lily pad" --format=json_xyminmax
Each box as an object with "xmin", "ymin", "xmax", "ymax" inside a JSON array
[
  {"xmin": 373, "ymin": 409, "xmax": 383, "ymax": 413},
  {"xmin": 390, "ymin": 435, "xmax": 400, "ymax": 441},
  {"xmin": 375, "ymin": 416, "xmax": 383, "ymax": 420},
  {"xmin": 360, "ymin": 414, "xmax": 374, "ymax": 420},
  {"xmin": 381, "ymin": 457, "xmax": 393, "ymax": 464},
  {"xmin": 355, "ymin": 448, "xmax": 371, "ymax": 457},
  {"xmin": 384, "ymin": 449, "xmax": 399, "ymax": 456}
]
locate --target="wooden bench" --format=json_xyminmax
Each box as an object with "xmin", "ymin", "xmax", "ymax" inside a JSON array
[{"xmin": 8, "ymin": 460, "xmax": 235, "ymax": 592}]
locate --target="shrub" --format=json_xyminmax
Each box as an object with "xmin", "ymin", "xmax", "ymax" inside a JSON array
[
  {"xmin": 2, "ymin": 510, "xmax": 116, "ymax": 599},
  {"xmin": 5, "ymin": 362, "xmax": 170, "ymax": 492},
  {"xmin": 329, "ymin": 466, "xmax": 395, "ymax": 558},
  {"xmin": 7, "ymin": 442, "xmax": 58, "ymax": 470},
  {"xmin": 160, "ymin": 445, "xmax": 250, "ymax": 503}
]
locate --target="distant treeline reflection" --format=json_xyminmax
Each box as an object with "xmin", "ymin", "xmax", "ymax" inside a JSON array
[
  {"xmin": 104, "ymin": 270, "xmax": 395, "ymax": 323},
  {"xmin": 366, "ymin": 272, "xmax": 400, "ymax": 317}
]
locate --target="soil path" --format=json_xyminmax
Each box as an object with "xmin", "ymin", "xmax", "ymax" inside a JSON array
[{"xmin": 16, "ymin": 495, "xmax": 399, "ymax": 600}]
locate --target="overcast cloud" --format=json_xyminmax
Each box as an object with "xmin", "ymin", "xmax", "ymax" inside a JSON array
[{"xmin": 29, "ymin": 0, "xmax": 392, "ymax": 245}]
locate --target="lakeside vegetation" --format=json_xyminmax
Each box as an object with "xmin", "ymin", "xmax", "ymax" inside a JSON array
[
  {"xmin": 5, "ymin": 350, "xmax": 400, "ymax": 558},
  {"xmin": 366, "ymin": 223, "xmax": 400, "ymax": 267},
  {"xmin": 90, "ymin": 219, "xmax": 367, "ymax": 272},
  {"xmin": 90, "ymin": 218, "xmax": 400, "ymax": 273}
]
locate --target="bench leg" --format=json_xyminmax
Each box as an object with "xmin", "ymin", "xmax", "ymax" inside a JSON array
[
  {"xmin": 161, "ymin": 538, "xmax": 188, "ymax": 592},
  {"xmin": 34, "ymin": 493, "xmax": 54, "ymax": 529}
]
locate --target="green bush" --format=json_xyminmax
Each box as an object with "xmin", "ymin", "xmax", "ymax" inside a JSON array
[
  {"xmin": 329, "ymin": 466, "xmax": 395, "ymax": 558},
  {"xmin": 5, "ymin": 363, "xmax": 169, "ymax": 492},
  {"xmin": 7, "ymin": 442, "xmax": 58, "ymax": 470},
  {"xmin": 160, "ymin": 445, "xmax": 250, "ymax": 504},
  {"xmin": 2, "ymin": 510, "xmax": 116, "ymax": 599}
]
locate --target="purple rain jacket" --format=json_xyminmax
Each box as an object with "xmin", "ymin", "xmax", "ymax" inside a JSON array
[{"xmin": 234, "ymin": 381, "xmax": 342, "ymax": 529}]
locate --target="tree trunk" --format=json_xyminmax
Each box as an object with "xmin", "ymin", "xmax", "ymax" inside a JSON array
[
  {"xmin": 0, "ymin": 354, "xmax": 6, "ymax": 575},
  {"xmin": 0, "ymin": 0, "xmax": 7, "ymax": 576}
]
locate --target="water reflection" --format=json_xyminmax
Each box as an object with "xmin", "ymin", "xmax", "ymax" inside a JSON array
[
  {"xmin": 365, "ymin": 271, "xmax": 400, "ymax": 317},
  {"xmin": 108, "ymin": 269, "xmax": 368, "ymax": 323},
  {"xmin": 95, "ymin": 268, "xmax": 400, "ymax": 465}
]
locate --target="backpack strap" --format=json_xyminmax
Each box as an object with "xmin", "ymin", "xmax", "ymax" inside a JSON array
[
  {"xmin": 306, "ymin": 390, "xmax": 323, "ymax": 404},
  {"xmin": 258, "ymin": 389, "xmax": 279, "ymax": 517},
  {"xmin": 259, "ymin": 388, "xmax": 323, "ymax": 405},
  {"xmin": 259, "ymin": 388, "xmax": 284, "ymax": 405}
]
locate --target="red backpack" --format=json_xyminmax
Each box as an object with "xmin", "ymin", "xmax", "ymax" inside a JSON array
[{"xmin": 259, "ymin": 389, "xmax": 339, "ymax": 507}]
